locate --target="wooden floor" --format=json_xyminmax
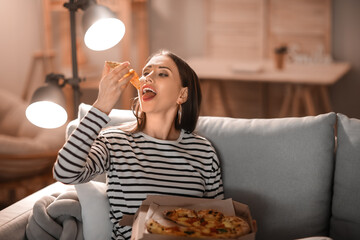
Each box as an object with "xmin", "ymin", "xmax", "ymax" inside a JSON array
[{"xmin": 0, "ymin": 169, "xmax": 55, "ymax": 210}]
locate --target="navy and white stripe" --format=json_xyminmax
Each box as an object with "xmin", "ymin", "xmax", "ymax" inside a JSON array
[{"xmin": 54, "ymin": 107, "xmax": 224, "ymax": 240}]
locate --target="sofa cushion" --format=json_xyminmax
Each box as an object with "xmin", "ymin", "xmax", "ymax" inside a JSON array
[
  {"xmin": 66, "ymin": 103, "xmax": 136, "ymax": 138},
  {"xmin": 75, "ymin": 181, "xmax": 112, "ymax": 240},
  {"xmin": 330, "ymin": 114, "xmax": 360, "ymax": 240},
  {"xmin": 195, "ymin": 113, "xmax": 336, "ymax": 240}
]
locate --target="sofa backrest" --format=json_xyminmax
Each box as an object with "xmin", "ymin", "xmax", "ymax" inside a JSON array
[
  {"xmin": 68, "ymin": 104, "xmax": 337, "ymax": 240},
  {"xmin": 195, "ymin": 113, "xmax": 336, "ymax": 240},
  {"xmin": 330, "ymin": 114, "xmax": 360, "ymax": 240}
]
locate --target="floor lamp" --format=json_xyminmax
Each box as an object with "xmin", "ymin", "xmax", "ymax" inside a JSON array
[{"xmin": 26, "ymin": 0, "xmax": 125, "ymax": 129}]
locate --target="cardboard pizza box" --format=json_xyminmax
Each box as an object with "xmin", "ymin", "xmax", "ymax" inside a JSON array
[{"xmin": 120, "ymin": 195, "xmax": 256, "ymax": 240}]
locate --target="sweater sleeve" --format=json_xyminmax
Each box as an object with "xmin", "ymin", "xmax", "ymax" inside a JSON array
[
  {"xmin": 204, "ymin": 148, "xmax": 224, "ymax": 199},
  {"xmin": 53, "ymin": 107, "xmax": 111, "ymax": 184}
]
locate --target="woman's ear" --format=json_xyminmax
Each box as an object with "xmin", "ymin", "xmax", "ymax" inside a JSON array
[{"xmin": 177, "ymin": 87, "xmax": 188, "ymax": 104}]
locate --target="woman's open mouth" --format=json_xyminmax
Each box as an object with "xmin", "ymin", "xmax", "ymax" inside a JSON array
[{"xmin": 142, "ymin": 87, "xmax": 157, "ymax": 101}]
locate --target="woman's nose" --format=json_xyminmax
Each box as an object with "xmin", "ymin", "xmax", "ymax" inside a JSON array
[{"xmin": 141, "ymin": 72, "xmax": 154, "ymax": 83}]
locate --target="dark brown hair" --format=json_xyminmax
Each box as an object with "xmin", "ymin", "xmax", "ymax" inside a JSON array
[{"xmin": 132, "ymin": 50, "xmax": 202, "ymax": 133}]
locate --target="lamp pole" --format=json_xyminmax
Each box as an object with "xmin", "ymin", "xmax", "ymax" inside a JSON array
[{"xmin": 64, "ymin": 0, "xmax": 83, "ymax": 118}]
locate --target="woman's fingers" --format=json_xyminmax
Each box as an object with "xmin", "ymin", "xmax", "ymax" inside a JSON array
[
  {"xmin": 111, "ymin": 63, "xmax": 132, "ymax": 88},
  {"xmin": 105, "ymin": 62, "xmax": 132, "ymax": 87},
  {"xmin": 102, "ymin": 62, "xmax": 111, "ymax": 77},
  {"xmin": 94, "ymin": 61, "xmax": 134, "ymax": 114}
]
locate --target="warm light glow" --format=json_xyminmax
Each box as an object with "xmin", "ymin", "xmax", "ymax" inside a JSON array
[
  {"xmin": 26, "ymin": 101, "xmax": 68, "ymax": 129},
  {"xmin": 84, "ymin": 18, "xmax": 125, "ymax": 51}
]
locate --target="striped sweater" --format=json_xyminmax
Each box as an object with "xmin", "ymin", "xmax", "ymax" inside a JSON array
[{"xmin": 53, "ymin": 107, "xmax": 224, "ymax": 239}]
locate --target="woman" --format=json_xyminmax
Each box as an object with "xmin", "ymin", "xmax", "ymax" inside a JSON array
[{"xmin": 53, "ymin": 50, "xmax": 224, "ymax": 239}]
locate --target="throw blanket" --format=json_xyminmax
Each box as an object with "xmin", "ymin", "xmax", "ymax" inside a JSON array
[{"xmin": 26, "ymin": 190, "xmax": 83, "ymax": 240}]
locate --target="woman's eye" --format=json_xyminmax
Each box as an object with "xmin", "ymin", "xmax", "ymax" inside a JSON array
[
  {"xmin": 143, "ymin": 72, "xmax": 149, "ymax": 76},
  {"xmin": 159, "ymin": 72, "xmax": 168, "ymax": 77}
]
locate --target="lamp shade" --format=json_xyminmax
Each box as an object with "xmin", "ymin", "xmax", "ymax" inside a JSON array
[
  {"xmin": 26, "ymin": 84, "xmax": 68, "ymax": 129},
  {"xmin": 83, "ymin": 4, "xmax": 125, "ymax": 51}
]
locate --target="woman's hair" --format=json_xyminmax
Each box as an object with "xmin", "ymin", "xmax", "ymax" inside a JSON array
[{"xmin": 131, "ymin": 50, "xmax": 202, "ymax": 133}]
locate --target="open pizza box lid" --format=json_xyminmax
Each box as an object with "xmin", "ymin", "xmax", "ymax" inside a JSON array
[{"xmin": 120, "ymin": 195, "xmax": 256, "ymax": 240}]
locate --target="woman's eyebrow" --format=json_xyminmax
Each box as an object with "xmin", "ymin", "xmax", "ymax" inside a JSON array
[
  {"xmin": 159, "ymin": 66, "xmax": 172, "ymax": 72},
  {"xmin": 143, "ymin": 65, "xmax": 172, "ymax": 72},
  {"xmin": 142, "ymin": 65, "xmax": 151, "ymax": 72}
]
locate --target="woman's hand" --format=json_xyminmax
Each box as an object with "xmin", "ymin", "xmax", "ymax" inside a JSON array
[{"xmin": 93, "ymin": 61, "xmax": 132, "ymax": 114}]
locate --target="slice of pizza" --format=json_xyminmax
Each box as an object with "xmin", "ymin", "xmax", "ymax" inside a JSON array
[
  {"xmin": 105, "ymin": 61, "xmax": 140, "ymax": 90},
  {"xmin": 164, "ymin": 208, "xmax": 199, "ymax": 227},
  {"xmin": 106, "ymin": 61, "xmax": 121, "ymax": 69},
  {"xmin": 197, "ymin": 209, "xmax": 224, "ymax": 222},
  {"xmin": 146, "ymin": 219, "xmax": 203, "ymax": 238},
  {"xmin": 221, "ymin": 216, "xmax": 251, "ymax": 238}
]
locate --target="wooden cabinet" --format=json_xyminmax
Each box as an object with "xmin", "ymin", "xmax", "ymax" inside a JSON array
[
  {"xmin": 205, "ymin": 0, "xmax": 266, "ymax": 60},
  {"xmin": 267, "ymin": 0, "xmax": 331, "ymax": 59},
  {"xmin": 204, "ymin": 0, "xmax": 331, "ymax": 61},
  {"xmin": 196, "ymin": 0, "xmax": 338, "ymax": 118}
]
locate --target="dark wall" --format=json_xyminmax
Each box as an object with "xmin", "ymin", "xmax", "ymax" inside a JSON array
[{"xmin": 331, "ymin": 0, "xmax": 360, "ymax": 118}]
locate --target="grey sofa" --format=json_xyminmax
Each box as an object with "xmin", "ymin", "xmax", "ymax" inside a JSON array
[{"xmin": 1, "ymin": 103, "xmax": 359, "ymax": 240}]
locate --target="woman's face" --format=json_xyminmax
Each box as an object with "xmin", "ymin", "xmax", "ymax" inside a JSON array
[{"xmin": 138, "ymin": 55, "xmax": 187, "ymax": 115}]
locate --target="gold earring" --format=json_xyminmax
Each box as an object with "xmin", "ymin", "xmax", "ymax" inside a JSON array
[{"xmin": 178, "ymin": 104, "xmax": 182, "ymax": 125}]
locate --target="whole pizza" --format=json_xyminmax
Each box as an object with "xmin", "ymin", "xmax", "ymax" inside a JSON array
[{"xmin": 146, "ymin": 208, "xmax": 251, "ymax": 238}]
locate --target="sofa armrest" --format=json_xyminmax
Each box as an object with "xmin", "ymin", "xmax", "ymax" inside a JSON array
[{"xmin": 0, "ymin": 182, "xmax": 74, "ymax": 240}]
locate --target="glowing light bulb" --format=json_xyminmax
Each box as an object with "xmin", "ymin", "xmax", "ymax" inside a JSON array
[
  {"xmin": 26, "ymin": 101, "xmax": 68, "ymax": 129},
  {"xmin": 84, "ymin": 18, "xmax": 125, "ymax": 51}
]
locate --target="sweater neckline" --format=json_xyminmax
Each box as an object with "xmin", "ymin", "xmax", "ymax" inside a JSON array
[{"xmin": 138, "ymin": 129, "xmax": 185, "ymax": 143}]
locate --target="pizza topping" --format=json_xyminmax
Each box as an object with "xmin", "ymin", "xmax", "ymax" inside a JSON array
[
  {"xmin": 216, "ymin": 228, "xmax": 228, "ymax": 233},
  {"xmin": 184, "ymin": 230, "xmax": 196, "ymax": 235},
  {"xmin": 197, "ymin": 209, "xmax": 224, "ymax": 221},
  {"xmin": 164, "ymin": 208, "xmax": 198, "ymax": 227},
  {"xmin": 146, "ymin": 208, "xmax": 251, "ymax": 238}
]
